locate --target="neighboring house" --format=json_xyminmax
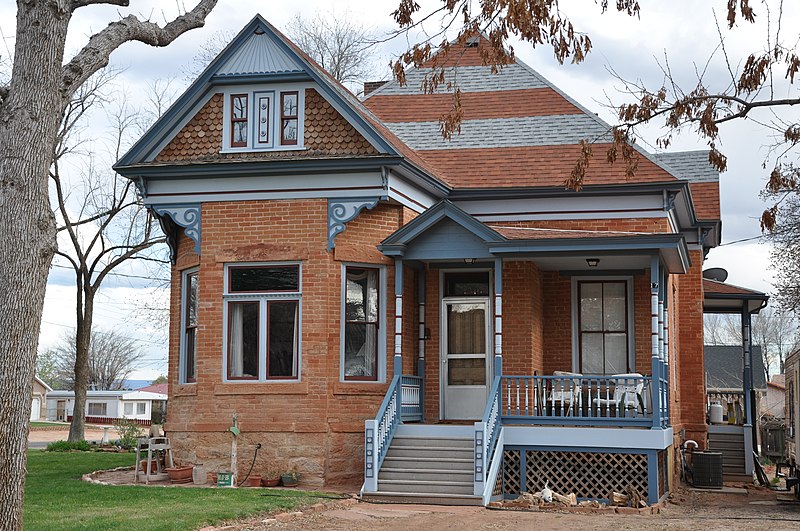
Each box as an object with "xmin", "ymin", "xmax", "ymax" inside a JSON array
[
  {"xmin": 138, "ymin": 383, "xmax": 168, "ymax": 424},
  {"xmin": 45, "ymin": 389, "xmax": 168, "ymax": 426},
  {"xmin": 115, "ymin": 15, "xmax": 735, "ymax": 504},
  {"xmin": 763, "ymin": 374, "xmax": 786, "ymax": 420},
  {"xmin": 786, "ymin": 350, "xmax": 799, "ymax": 480},
  {"xmin": 705, "ymin": 344, "xmax": 767, "ymax": 419},
  {"xmin": 31, "ymin": 376, "xmax": 52, "ymax": 421}
]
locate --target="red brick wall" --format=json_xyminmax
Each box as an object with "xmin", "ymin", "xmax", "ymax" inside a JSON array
[{"xmin": 166, "ymin": 199, "xmax": 413, "ymax": 488}]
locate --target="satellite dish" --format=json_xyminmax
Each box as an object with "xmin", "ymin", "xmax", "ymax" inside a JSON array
[{"xmin": 702, "ymin": 267, "xmax": 728, "ymax": 282}]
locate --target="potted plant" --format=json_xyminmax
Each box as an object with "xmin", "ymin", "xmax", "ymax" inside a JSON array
[
  {"xmin": 209, "ymin": 472, "xmax": 218, "ymax": 485},
  {"xmin": 280, "ymin": 471, "xmax": 300, "ymax": 487},
  {"xmin": 247, "ymin": 474, "xmax": 262, "ymax": 487},
  {"xmin": 164, "ymin": 464, "xmax": 194, "ymax": 484},
  {"xmin": 261, "ymin": 470, "xmax": 281, "ymax": 487}
]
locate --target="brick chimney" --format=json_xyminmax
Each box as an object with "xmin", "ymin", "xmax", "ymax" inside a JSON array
[{"xmin": 363, "ymin": 81, "xmax": 388, "ymax": 96}]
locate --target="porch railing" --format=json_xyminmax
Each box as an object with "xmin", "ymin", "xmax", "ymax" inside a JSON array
[
  {"xmin": 500, "ymin": 374, "xmax": 657, "ymax": 426},
  {"xmin": 363, "ymin": 371, "xmax": 423, "ymax": 492},
  {"xmin": 707, "ymin": 390, "xmax": 746, "ymax": 425}
]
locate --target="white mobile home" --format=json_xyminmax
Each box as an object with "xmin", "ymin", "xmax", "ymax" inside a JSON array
[{"xmin": 46, "ymin": 389, "xmax": 167, "ymax": 426}]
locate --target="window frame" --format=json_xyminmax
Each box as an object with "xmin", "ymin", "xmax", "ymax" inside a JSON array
[
  {"xmin": 123, "ymin": 402, "xmax": 134, "ymax": 416},
  {"xmin": 221, "ymin": 85, "xmax": 306, "ymax": 152},
  {"xmin": 136, "ymin": 402, "xmax": 147, "ymax": 416},
  {"xmin": 222, "ymin": 262, "xmax": 302, "ymax": 383},
  {"xmin": 87, "ymin": 402, "xmax": 108, "ymax": 417},
  {"xmin": 229, "ymin": 93, "xmax": 249, "ymax": 147},
  {"xmin": 279, "ymin": 91, "xmax": 299, "ymax": 146},
  {"xmin": 340, "ymin": 264, "xmax": 386, "ymax": 383},
  {"xmin": 570, "ymin": 276, "xmax": 635, "ymax": 375},
  {"xmin": 179, "ymin": 268, "xmax": 199, "ymax": 384}
]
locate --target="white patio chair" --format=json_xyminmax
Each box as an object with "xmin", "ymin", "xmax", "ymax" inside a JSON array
[
  {"xmin": 548, "ymin": 371, "xmax": 582, "ymax": 416},
  {"xmin": 592, "ymin": 373, "xmax": 645, "ymax": 415}
]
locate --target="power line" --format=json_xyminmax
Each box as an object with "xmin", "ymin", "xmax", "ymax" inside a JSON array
[
  {"xmin": 49, "ymin": 262, "xmax": 169, "ymax": 282},
  {"xmin": 718, "ymin": 234, "xmax": 770, "ymax": 246}
]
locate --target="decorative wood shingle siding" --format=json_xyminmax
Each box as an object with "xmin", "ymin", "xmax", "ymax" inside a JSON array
[
  {"xmin": 155, "ymin": 89, "xmax": 377, "ymax": 163},
  {"xmin": 486, "ymin": 217, "xmax": 673, "ymax": 239}
]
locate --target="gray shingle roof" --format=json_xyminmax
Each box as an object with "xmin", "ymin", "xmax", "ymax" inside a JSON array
[
  {"xmin": 654, "ymin": 151, "xmax": 718, "ymax": 183},
  {"xmin": 705, "ymin": 345, "xmax": 767, "ymax": 390},
  {"xmin": 385, "ymin": 115, "xmax": 612, "ymax": 150},
  {"xmin": 371, "ymin": 64, "xmax": 548, "ymax": 95}
]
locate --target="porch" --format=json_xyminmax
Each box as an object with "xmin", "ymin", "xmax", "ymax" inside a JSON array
[{"xmin": 362, "ymin": 201, "xmax": 680, "ymax": 505}]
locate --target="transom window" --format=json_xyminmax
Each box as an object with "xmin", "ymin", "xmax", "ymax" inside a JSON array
[
  {"xmin": 224, "ymin": 88, "xmax": 304, "ymax": 151},
  {"xmin": 343, "ymin": 267, "xmax": 382, "ymax": 381},
  {"xmin": 577, "ymin": 280, "xmax": 631, "ymax": 374},
  {"xmin": 224, "ymin": 264, "xmax": 301, "ymax": 382}
]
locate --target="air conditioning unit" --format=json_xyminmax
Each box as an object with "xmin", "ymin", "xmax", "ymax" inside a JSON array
[{"xmin": 692, "ymin": 450, "xmax": 723, "ymax": 489}]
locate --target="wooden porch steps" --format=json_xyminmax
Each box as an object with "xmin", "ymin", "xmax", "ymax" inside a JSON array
[
  {"xmin": 366, "ymin": 432, "xmax": 481, "ymax": 504},
  {"xmin": 708, "ymin": 428, "xmax": 749, "ymax": 479}
]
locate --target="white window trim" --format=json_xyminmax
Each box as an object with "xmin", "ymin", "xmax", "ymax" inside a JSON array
[
  {"xmin": 123, "ymin": 402, "xmax": 134, "ymax": 416},
  {"xmin": 136, "ymin": 402, "xmax": 147, "ymax": 416},
  {"xmin": 220, "ymin": 84, "xmax": 308, "ymax": 153},
  {"xmin": 87, "ymin": 402, "xmax": 108, "ymax": 417},
  {"xmin": 222, "ymin": 261, "xmax": 303, "ymax": 383},
  {"xmin": 339, "ymin": 263, "xmax": 387, "ymax": 383},
  {"xmin": 179, "ymin": 267, "xmax": 199, "ymax": 384},
  {"xmin": 570, "ymin": 276, "xmax": 635, "ymax": 375}
]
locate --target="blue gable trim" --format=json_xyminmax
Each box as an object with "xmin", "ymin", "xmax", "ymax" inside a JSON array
[{"xmin": 115, "ymin": 14, "xmax": 402, "ymax": 171}]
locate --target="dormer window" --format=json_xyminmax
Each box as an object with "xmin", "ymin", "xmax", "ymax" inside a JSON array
[
  {"xmin": 280, "ymin": 91, "xmax": 298, "ymax": 146},
  {"xmin": 230, "ymin": 94, "xmax": 248, "ymax": 147},
  {"xmin": 222, "ymin": 86, "xmax": 305, "ymax": 152}
]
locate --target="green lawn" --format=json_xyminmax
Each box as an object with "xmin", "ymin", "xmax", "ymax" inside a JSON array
[
  {"xmin": 29, "ymin": 421, "xmax": 68, "ymax": 427},
  {"xmin": 24, "ymin": 451, "xmax": 332, "ymax": 530}
]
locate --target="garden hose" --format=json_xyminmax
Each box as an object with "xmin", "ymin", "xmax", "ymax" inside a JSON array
[{"xmin": 237, "ymin": 443, "xmax": 262, "ymax": 487}]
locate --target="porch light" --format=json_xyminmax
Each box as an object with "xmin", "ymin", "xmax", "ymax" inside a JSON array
[
  {"xmin": 586, "ymin": 258, "xmax": 600, "ymax": 267},
  {"xmin": 464, "ymin": 258, "xmax": 476, "ymax": 264}
]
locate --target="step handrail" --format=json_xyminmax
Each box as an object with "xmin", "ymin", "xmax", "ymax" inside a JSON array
[
  {"xmin": 364, "ymin": 372, "xmax": 403, "ymax": 493},
  {"xmin": 474, "ymin": 373, "xmax": 502, "ymax": 496}
]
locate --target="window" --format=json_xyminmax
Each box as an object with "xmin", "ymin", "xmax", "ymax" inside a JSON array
[
  {"xmin": 123, "ymin": 402, "xmax": 134, "ymax": 416},
  {"xmin": 280, "ymin": 91, "xmax": 299, "ymax": 145},
  {"xmin": 136, "ymin": 402, "xmax": 147, "ymax": 415},
  {"xmin": 181, "ymin": 269, "xmax": 198, "ymax": 384},
  {"xmin": 343, "ymin": 267, "xmax": 381, "ymax": 381},
  {"xmin": 224, "ymin": 264, "xmax": 301, "ymax": 381},
  {"xmin": 577, "ymin": 280, "xmax": 631, "ymax": 374},
  {"xmin": 224, "ymin": 88, "xmax": 304, "ymax": 150},
  {"xmin": 230, "ymin": 94, "xmax": 248, "ymax": 147},
  {"xmin": 87, "ymin": 402, "xmax": 107, "ymax": 416}
]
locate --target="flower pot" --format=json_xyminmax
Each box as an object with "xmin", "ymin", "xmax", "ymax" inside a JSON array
[
  {"xmin": 138, "ymin": 459, "xmax": 159, "ymax": 473},
  {"xmin": 280, "ymin": 473, "xmax": 300, "ymax": 487},
  {"xmin": 247, "ymin": 475, "xmax": 262, "ymax": 487},
  {"xmin": 165, "ymin": 465, "xmax": 194, "ymax": 484},
  {"xmin": 261, "ymin": 476, "xmax": 280, "ymax": 487},
  {"xmin": 209, "ymin": 473, "xmax": 218, "ymax": 485}
]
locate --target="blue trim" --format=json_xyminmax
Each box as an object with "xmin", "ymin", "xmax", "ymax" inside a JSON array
[
  {"xmin": 327, "ymin": 197, "xmax": 381, "ymax": 251},
  {"xmin": 210, "ymin": 72, "xmax": 312, "ymax": 84},
  {"xmin": 494, "ymin": 258, "xmax": 503, "ymax": 295},
  {"xmin": 504, "ymin": 445, "xmax": 650, "ymax": 454},
  {"xmin": 647, "ymin": 451, "xmax": 659, "ymax": 504},
  {"xmin": 152, "ymin": 204, "xmax": 201, "ymax": 255},
  {"xmin": 379, "ymin": 200, "xmax": 504, "ymax": 257}
]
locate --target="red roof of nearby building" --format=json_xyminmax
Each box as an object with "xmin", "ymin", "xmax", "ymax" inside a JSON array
[
  {"xmin": 138, "ymin": 383, "xmax": 168, "ymax": 395},
  {"xmin": 703, "ymin": 279, "xmax": 767, "ymax": 297}
]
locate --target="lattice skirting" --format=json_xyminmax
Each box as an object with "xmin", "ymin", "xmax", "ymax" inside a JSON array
[
  {"xmin": 657, "ymin": 449, "xmax": 669, "ymax": 497},
  {"xmin": 502, "ymin": 448, "xmax": 659, "ymax": 502}
]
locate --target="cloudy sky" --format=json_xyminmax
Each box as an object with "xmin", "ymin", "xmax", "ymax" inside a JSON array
[{"xmin": 1, "ymin": 1, "xmax": 792, "ymax": 380}]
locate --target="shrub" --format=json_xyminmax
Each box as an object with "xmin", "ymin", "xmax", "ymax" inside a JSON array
[
  {"xmin": 113, "ymin": 419, "xmax": 143, "ymax": 450},
  {"xmin": 46, "ymin": 440, "xmax": 91, "ymax": 452}
]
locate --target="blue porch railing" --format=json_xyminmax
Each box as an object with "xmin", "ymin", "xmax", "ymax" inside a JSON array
[
  {"xmin": 363, "ymin": 371, "xmax": 423, "ymax": 492},
  {"xmin": 500, "ymin": 374, "xmax": 661, "ymax": 427}
]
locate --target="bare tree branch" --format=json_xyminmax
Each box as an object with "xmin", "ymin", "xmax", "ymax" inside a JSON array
[
  {"xmin": 71, "ymin": 0, "xmax": 130, "ymax": 10},
  {"xmin": 62, "ymin": 0, "xmax": 218, "ymax": 96}
]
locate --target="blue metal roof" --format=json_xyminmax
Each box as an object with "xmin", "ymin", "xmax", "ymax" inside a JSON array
[{"xmin": 216, "ymin": 30, "xmax": 303, "ymax": 76}]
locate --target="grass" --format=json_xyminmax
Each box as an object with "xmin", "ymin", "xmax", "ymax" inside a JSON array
[
  {"xmin": 29, "ymin": 421, "xmax": 68, "ymax": 427},
  {"xmin": 24, "ymin": 451, "xmax": 332, "ymax": 530}
]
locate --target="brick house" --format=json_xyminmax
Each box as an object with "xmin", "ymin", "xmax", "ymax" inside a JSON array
[{"xmin": 116, "ymin": 15, "xmax": 727, "ymax": 504}]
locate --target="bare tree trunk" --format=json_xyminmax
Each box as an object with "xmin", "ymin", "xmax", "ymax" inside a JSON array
[
  {"xmin": 68, "ymin": 288, "xmax": 94, "ymax": 442},
  {"xmin": 0, "ymin": 4, "xmax": 70, "ymax": 528}
]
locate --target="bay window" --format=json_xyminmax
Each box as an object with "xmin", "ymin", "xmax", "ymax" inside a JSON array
[
  {"xmin": 342, "ymin": 266, "xmax": 384, "ymax": 381},
  {"xmin": 576, "ymin": 279, "xmax": 632, "ymax": 374},
  {"xmin": 224, "ymin": 264, "xmax": 301, "ymax": 382}
]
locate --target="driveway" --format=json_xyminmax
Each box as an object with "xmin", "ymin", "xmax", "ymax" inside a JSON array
[
  {"xmin": 215, "ymin": 486, "xmax": 800, "ymax": 530},
  {"xmin": 28, "ymin": 426, "xmax": 111, "ymax": 448}
]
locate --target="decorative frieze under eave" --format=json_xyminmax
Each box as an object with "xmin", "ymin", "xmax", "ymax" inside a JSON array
[
  {"xmin": 327, "ymin": 197, "xmax": 381, "ymax": 251},
  {"xmin": 152, "ymin": 204, "xmax": 201, "ymax": 262}
]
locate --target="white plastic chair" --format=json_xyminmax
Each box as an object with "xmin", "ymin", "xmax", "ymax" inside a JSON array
[
  {"xmin": 548, "ymin": 371, "xmax": 582, "ymax": 416},
  {"xmin": 593, "ymin": 373, "xmax": 645, "ymax": 415}
]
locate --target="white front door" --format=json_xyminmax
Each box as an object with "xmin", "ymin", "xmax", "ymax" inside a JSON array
[{"xmin": 441, "ymin": 297, "xmax": 491, "ymax": 420}]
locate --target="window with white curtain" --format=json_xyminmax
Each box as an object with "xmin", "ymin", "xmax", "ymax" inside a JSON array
[
  {"xmin": 343, "ymin": 266, "xmax": 381, "ymax": 381},
  {"xmin": 576, "ymin": 280, "xmax": 631, "ymax": 374},
  {"xmin": 123, "ymin": 402, "xmax": 134, "ymax": 416},
  {"xmin": 224, "ymin": 263, "xmax": 301, "ymax": 381},
  {"xmin": 181, "ymin": 269, "xmax": 198, "ymax": 384}
]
